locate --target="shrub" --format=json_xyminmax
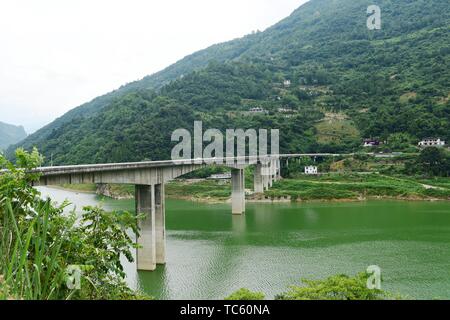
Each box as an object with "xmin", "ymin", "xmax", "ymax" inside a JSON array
[
  {"xmin": 225, "ymin": 288, "xmax": 265, "ymax": 300},
  {"xmin": 276, "ymin": 272, "xmax": 390, "ymax": 300},
  {"xmin": 0, "ymin": 149, "xmax": 148, "ymax": 300}
]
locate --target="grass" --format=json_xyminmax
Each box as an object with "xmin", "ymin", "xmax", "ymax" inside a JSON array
[
  {"xmin": 166, "ymin": 180, "xmax": 232, "ymax": 201},
  {"xmin": 315, "ymin": 113, "xmax": 360, "ymax": 144},
  {"xmin": 0, "ymin": 199, "xmax": 68, "ymax": 300},
  {"xmin": 266, "ymin": 173, "xmax": 450, "ymax": 201},
  {"xmin": 416, "ymin": 177, "xmax": 450, "ymax": 189}
]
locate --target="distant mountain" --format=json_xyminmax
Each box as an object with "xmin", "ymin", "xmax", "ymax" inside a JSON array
[
  {"xmin": 0, "ymin": 121, "xmax": 27, "ymax": 150},
  {"xmin": 10, "ymin": 0, "xmax": 450, "ymax": 165}
]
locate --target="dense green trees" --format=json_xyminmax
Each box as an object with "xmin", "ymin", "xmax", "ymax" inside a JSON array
[
  {"xmin": 406, "ymin": 147, "xmax": 450, "ymax": 177},
  {"xmin": 225, "ymin": 272, "xmax": 396, "ymax": 300},
  {"xmin": 386, "ymin": 133, "xmax": 415, "ymax": 152},
  {"xmin": 276, "ymin": 272, "xmax": 391, "ymax": 300}
]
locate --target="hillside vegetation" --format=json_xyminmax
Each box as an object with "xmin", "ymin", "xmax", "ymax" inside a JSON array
[
  {"xmin": 0, "ymin": 121, "xmax": 27, "ymax": 151},
  {"xmin": 9, "ymin": 0, "xmax": 450, "ymax": 165}
]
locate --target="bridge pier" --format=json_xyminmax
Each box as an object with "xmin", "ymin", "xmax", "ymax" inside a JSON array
[
  {"xmin": 155, "ymin": 183, "xmax": 166, "ymax": 265},
  {"xmin": 231, "ymin": 168, "xmax": 245, "ymax": 215},
  {"xmin": 268, "ymin": 160, "xmax": 274, "ymax": 187},
  {"xmin": 253, "ymin": 163, "xmax": 264, "ymax": 193},
  {"xmin": 272, "ymin": 159, "xmax": 281, "ymax": 182},
  {"xmin": 135, "ymin": 184, "xmax": 156, "ymax": 271},
  {"xmin": 262, "ymin": 163, "xmax": 269, "ymax": 191},
  {"xmin": 135, "ymin": 183, "xmax": 166, "ymax": 271},
  {"xmin": 277, "ymin": 159, "xmax": 282, "ymax": 180}
]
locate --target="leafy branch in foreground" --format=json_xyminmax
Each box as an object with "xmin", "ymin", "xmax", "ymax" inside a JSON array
[{"xmin": 0, "ymin": 149, "xmax": 148, "ymax": 300}]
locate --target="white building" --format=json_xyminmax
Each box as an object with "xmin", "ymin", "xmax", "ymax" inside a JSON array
[
  {"xmin": 208, "ymin": 173, "xmax": 232, "ymax": 180},
  {"xmin": 283, "ymin": 80, "xmax": 291, "ymax": 87},
  {"xmin": 249, "ymin": 107, "xmax": 267, "ymax": 114},
  {"xmin": 304, "ymin": 166, "xmax": 318, "ymax": 175},
  {"xmin": 277, "ymin": 107, "xmax": 294, "ymax": 113},
  {"xmin": 418, "ymin": 138, "xmax": 446, "ymax": 147}
]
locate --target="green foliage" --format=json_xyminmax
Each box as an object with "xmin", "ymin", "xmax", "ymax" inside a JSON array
[
  {"xmin": 406, "ymin": 147, "xmax": 450, "ymax": 177},
  {"xmin": 166, "ymin": 172, "xmax": 450, "ymax": 202},
  {"xmin": 387, "ymin": 133, "xmax": 414, "ymax": 151},
  {"xmin": 62, "ymin": 206, "xmax": 141, "ymax": 300},
  {"xmin": 225, "ymin": 272, "xmax": 401, "ymax": 301},
  {"xmin": 0, "ymin": 275, "xmax": 14, "ymax": 300},
  {"xmin": 166, "ymin": 179, "xmax": 231, "ymax": 201},
  {"xmin": 276, "ymin": 272, "xmax": 390, "ymax": 300},
  {"xmin": 267, "ymin": 173, "xmax": 450, "ymax": 200},
  {"xmin": 225, "ymin": 288, "xmax": 265, "ymax": 300},
  {"xmin": 0, "ymin": 149, "xmax": 147, "ymax": 300}
]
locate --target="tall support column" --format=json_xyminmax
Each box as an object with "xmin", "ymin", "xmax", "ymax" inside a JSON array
[
  {"xmin": 272, "ymin": 159, "xmax": 278, "ymax": 182},
  {"xmin": 254, "ymin": 163, "xmax": 263, "ymax": 193},
  {"xmin": 136, "ymin": 185, "xmax": 156, "ymax": 271},
  {"xmin": 276, "ymin": 159, "xmax": 282, "ymax": 180},
  {"xmin": 262, "ymin": 163, "xmax": 269, "ymax": 191},
  {"xmin": 231, "ymin": 168, "xmax": 245, "ymax": 215},
  {"xmin": 268, "ymin": 160, "xmax": 274, "ymax": 187},
  {"xmin": 155, "ymin": 183, "xmax": 166, "ymax": 265}
]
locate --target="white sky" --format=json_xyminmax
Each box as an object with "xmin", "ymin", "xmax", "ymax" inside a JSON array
[{"xmin": 0, "ymin": 0, "xmax": 308, "ymax": 133}]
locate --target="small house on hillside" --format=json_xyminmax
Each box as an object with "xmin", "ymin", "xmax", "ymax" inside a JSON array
[
  {"xmin": 418, "ymin": 138, "xmax": 446, "ymax": 147},
  {"xmin": 249, "ymin": 107, "xmax": 266, "ymax": 113},
  {"xmin": 283, "ymin": 80, "xmax": 291, "ymax": 87},
  {"xmin": 304, "ymin": 166, "xmax": 318, "ymax": 175},
  {"xmin": 363, "ymin": 139, "xmax": 381, "ymax": 147}
]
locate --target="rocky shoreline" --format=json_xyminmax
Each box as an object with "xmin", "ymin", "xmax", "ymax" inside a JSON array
[{"xmin": 57, "ymin": 183, "xmax": 450, "ymax": 204}]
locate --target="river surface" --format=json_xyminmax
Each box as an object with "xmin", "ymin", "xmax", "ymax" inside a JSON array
[{"xmin": 37, "ymin": 186, "xmax": 450, "ymax": 300}]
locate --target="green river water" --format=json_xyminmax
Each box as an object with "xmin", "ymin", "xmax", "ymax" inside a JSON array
[{"xmin": 38, "ymin": 186, "xmax": 450, "ymax": 300}]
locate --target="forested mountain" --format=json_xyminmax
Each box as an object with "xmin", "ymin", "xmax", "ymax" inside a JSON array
[
  {"xmin": 0, "ymin": 122, "xmax": 27, "ymax": 150},
  {"xmin": 10, "ymin": 0, "xmax": 450, "ymax": 165}
]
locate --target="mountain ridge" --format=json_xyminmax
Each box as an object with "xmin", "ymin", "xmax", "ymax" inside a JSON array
[
  {"xmin": 9, "ymin": 0, "xmax": 450, "ymax": 164},
  {"xmin": 0, "ymin": 121, "xmax": 27, "ymax": 151}
]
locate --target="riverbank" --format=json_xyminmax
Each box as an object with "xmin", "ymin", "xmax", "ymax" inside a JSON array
[
  {"xmin": 57, "ymin": 173, "xmax": 450, "ymax": 203},
  {"xmin": 265, "ymin": 174, "xmax": 450, "ymax": 202}
]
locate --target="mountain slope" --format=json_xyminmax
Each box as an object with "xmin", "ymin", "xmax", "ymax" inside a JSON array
[
  {"xmin": 0, "ymin": 121, "xmax": 27, "ymax": 150},
  {"xmin": 10, "ymin": 0, "xmax": 450, "ymax": 165}
]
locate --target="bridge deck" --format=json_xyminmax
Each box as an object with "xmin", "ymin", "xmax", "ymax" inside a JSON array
[{"xmin": 32, "ymin": 154, "xmax": 352, "ymax": 176}]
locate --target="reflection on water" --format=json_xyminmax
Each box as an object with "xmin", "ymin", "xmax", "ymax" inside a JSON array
[{"xmin": 37, "ymin": 186, "xmax": 450, "ymax": 300}]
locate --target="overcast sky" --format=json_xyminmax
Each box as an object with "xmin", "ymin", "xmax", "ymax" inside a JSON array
[{"xmin": 0, "ymin": 0, "xmax": 308, "ymax": 133}]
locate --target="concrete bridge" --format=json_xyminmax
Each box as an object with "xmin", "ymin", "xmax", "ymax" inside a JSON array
[{"xmin": 31, "ymin": 154, "xmax": 350, "ymax": 271}]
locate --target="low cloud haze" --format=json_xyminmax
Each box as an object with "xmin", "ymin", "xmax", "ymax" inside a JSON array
[{"xmin": 0, "ymin": 0, "xmax": 308, "ymax": 133}]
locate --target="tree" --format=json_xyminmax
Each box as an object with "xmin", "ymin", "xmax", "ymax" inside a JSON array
[
  {"xmin": 0, "ymin": 149, "xmax": 148, "ymax": 300},
  {"xmin": 276, "ymin": 272, "xmax": 391, "ymax": 300},
  {"xmin": 225, "ymin": 288, "xmax": 265, "ymax": 300},
  {"xmin": 387, "ymin": 133, "xmax": 413, "ymax": 151},
  {"xmin": 413, "ymin": 147, "xmax": 450, "ymax": 177}
]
